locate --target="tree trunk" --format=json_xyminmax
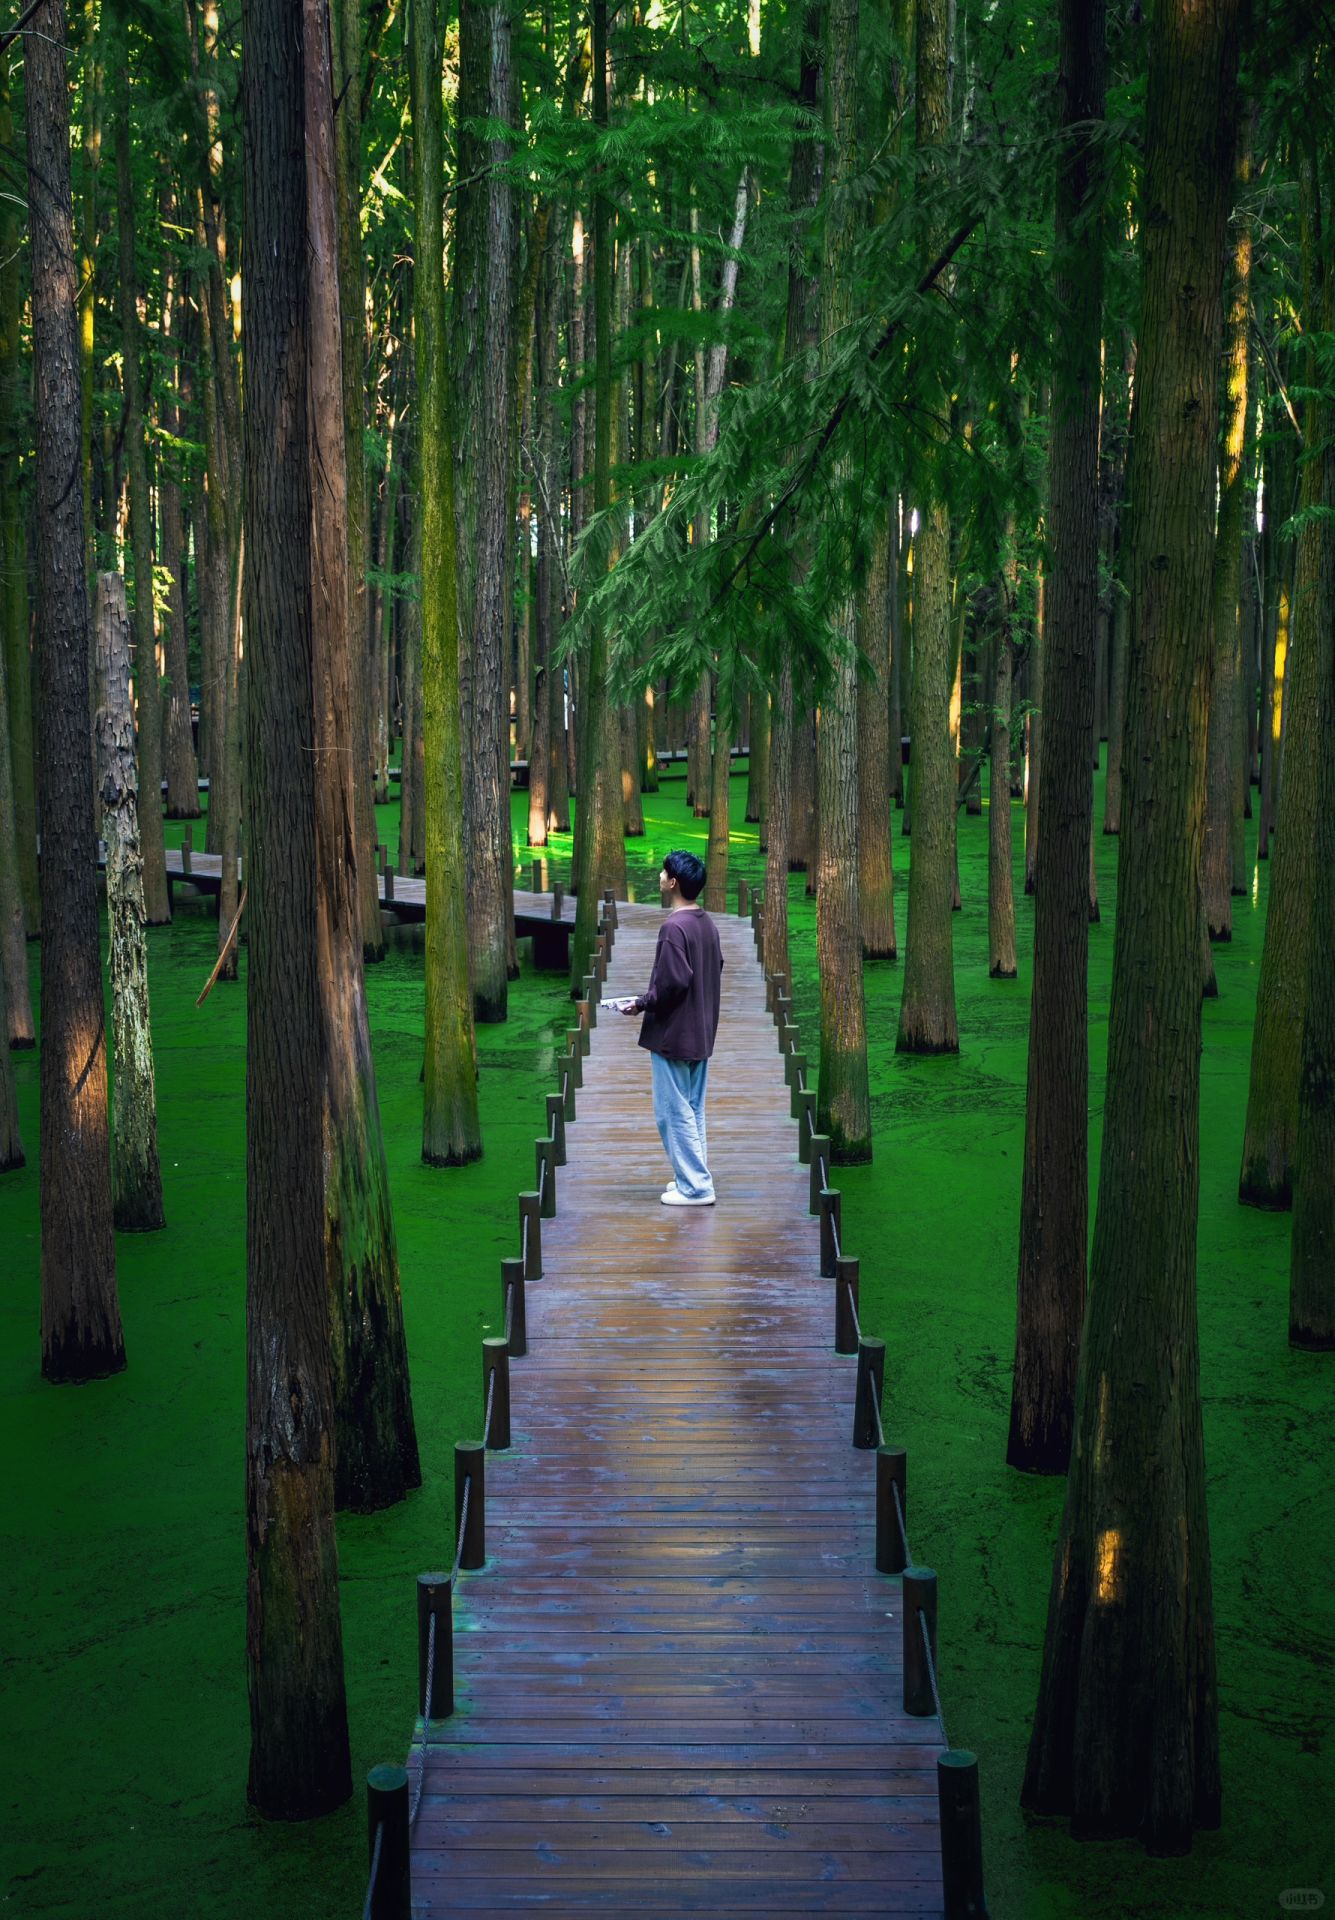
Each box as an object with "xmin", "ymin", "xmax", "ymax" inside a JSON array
[
  {"xmin": 1102, "ymin": 580, "xmax": 1128, "ymax": 833},
  {"xmin": 454, "ymin": 0, "xmax": 517, "ymax": 1022},
  {"xmin": 527, "ymin": 226, "xmax": 558, "ymax": 850},
  {"xmin": 857, "ymin": 512, "xmax": 896, "ymax": 959},
  {"xmin": 1022, "ymin": 0, "xmax": 1239, "ymax": 1843},
  {"xmin": 897, "ymin": 0, "xmax": 956, "ymax": 1054},
  {"xmin": 1008, "ymin": 0, "xmax": 1104, "ymax": 1474},
  {"xmin": 159, "ymin": 220, "xmax": 201, "ymax": 820},
  {"xmin": 242, "ymin": 0, "xmax": 352, "ymax": 1814},
  {"xmin": 1201, "ymin": 117, "xmax": 1252, "ymax": 942},
  {"xmin": 1238, "ymin": 143, "xmax": 1325, "ymax": 1211},
  {"xmin": 331, "ymin": 0, "xmax": 385, "ymax": 964},
  {"xmin": 989, "ymin": 618, "xmax": 1017, "ymax": 979},
  {"xmin": 0, "ymin": 931, "xmax": 21, "ymax": 1166},
  {"xmin": 762, "ymin": 664, "xmax": 793, "ymax": 986},
  {"xmin": 0, "ymin": 92, "xmax": 39, "ymax": 939},
  {"xmin": 745, "ymin": 690, "xmax": 767, "ymax": 824},
  {"xmin": 114, "ymin": 93, "xmax": 170, "ymax": 925},
  {"xmin": 789, "ymin": 709, "xmax": 817, "ymax": 870},
  {"xmin": 1024, "ymin": 566, "xmax": 1043, "ymax": 891},
  {"xmin": 0, "ymin": 625, "xmax": 35, "ymax": 1046},
  {"xmin": 703, "ymin": 688, "xmax": 730, "ymax": 911},
  {"xmin": 27, "ymin": 0, "xmax": 124, "ymax": 1382},
  {"xmin": 94, "ymin": 574, "xmax": 165, "ymax": 1233}
]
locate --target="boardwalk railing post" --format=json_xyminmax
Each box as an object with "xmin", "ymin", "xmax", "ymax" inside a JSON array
[
  {"xmin": 781, "ymin": 1019, "xmax": 799, "ymax": 1059},
  {"xmin": 809, "ymin": 1136, "xmax": 830, "ymax": 1214},
  {"xmin": 575, "ymin": 1001, "xmax": 593, "ymax": 1051},
  {"xmin": 818, "ymin": 1188, "xmax": 841, "ymax": 1277},
  {"xmin": 938, "ymin": 1750, "xmax": 989, "ymax": 1919},
  {"xmin": 775, "ymin": 992, "xmax": 792, "ymax": 1035},
  {"xmin": 365, "ymin": 1765, "xmax": 411, "ymax": 1920},
  {"xmin": 903, "ymin": 1566, "xmax": 938, "ymax": 1715},
  {"xmin": 502, "ymin": 1254, "xmax": 527, "ymax": 1357},
  {"xmin": 797, "ymin": 1091, "xmax": 816, "ymax": 1164},
  {"xmin": 383, "ymin": 861, "xmax": 395, "ymax": 905},
  {"xmin": 536, "ymin": 1137, "xmax": 557, "ymax": 1217},
  {"xmin": 483, "ymin": 1337, "xmax": 511, "ymax": 1449},
  {"xmin": 737, "ymin": 877, "xmax": 749, "ymax": 917},
  {"xmin": 454, "ymin": 1442, "xmax": 486, "ymax": 1569},
  {"xmin": 853, "ymin": 1336, "xmax": 885, "ymax": 1449},
  {"xmin": 602, "ymin": 886, "xmax": 617, "ymax": 929},
  {"xmin": 531, "ymin": 858, "xmax": 542, "ymax": 891},
  {"xmin": 876, "ymin": 1446, "xmax": 907, "ymax": 1574},
  {"xmin": 520, "ymin": 1192, "xmax": 543, "ymax": 1279},
  {"xmin": 546, "ymin": 1092, "xmax": 567, "ymax": 1166},
  {"xmin": 181, "ymin": 824, "xmax": 193, "ymax": 876},
  {"xmin": 551, "ymin": 881, "xmax": 564, "ymax": 921},
  {"xmin": 565, "ymin": 1031, "xmax": 584, "ymax": 1086},
  {"xmin": 581, "ymin": 979, "xmax": 599, "ymax": 1023},
  {"xmin": 834, "ymin": 1254, "xmax": 859, "ymax": 1354},
  {"xmin": 416, "ymin": 1571, "xmax": 454, "ymax": 1720},
  {"xmin": 561, "ymin": 1052, "xmax": 577, "ymax": 1121}
]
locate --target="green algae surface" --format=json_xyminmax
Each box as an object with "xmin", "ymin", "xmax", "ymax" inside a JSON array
[{"xmin": 1, "ymin": 765, "xmax": 1330, "ymax": 1918}]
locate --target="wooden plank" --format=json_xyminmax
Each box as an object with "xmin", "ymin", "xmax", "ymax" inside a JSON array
[{"xmin": 407, "ymin": 900, "xmax": 944, "ymax": 1916}]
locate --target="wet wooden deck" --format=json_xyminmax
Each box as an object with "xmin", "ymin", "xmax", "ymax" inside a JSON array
[{"xmin": 409, "ymin": 900, "xmax": 944, "ymax": 1917}]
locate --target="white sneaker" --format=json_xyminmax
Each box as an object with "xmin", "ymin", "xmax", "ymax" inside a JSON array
[{"xmin": 661, "ymin": 1188, "xmax": 715, "ymax": 1207}]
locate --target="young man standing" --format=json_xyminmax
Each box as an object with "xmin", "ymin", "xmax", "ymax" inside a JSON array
[{"xmin": 619, "ymin": 850, "xmax": 724, "ymax": 1206}]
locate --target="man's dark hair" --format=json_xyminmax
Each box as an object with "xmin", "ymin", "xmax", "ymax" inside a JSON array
[{"xmin": 664, "ymin": 849, "xmax": 707, "ymax": 901}]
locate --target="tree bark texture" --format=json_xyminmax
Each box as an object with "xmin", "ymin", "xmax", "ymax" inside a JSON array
[
  {"xmin": 158, "ymin": 229, "xmax": 201, "ymax": 819},
  {"xmin": 1009, "ymin": 0, "xmax": 1104, "ymax": 1474},
  {"xmin": 27, "ymin": 0, "xmax": 124, "ymax": 1383},
  {"xmin": 94, "ymin": 574, "xmax": 165, "ymax": 1233},
  {"xmin": 242, "ymin": 0, "xmax": 352, "ymax": 1816},
  {"xmin": 1201, "ymin": 120, "xmax": 1253, "ymax": 941},
  {"xmin": 0, "ymin": 620, "xmax": 35, "ymax": 1046},
  {"xmin": 454, "ymin": 0, "xmax": 517, "ymax": 1022},
  {"xmin": 762, "ymin": 662, "xmax": 793, "ymax": 987},
  {"xmin": 988, "ymin": 620, "xmax": 1017, "ymax": 979},
  {"xmin": 1238, "ymin": 147, "xmax": 1326, "ymax": 1210},
  {"xmin": 304, "ymin": 0, "xmax": 421, "ymax": 1510},
  {"xmin": 857, "ymin": 513, "xmax": 896, "ymax": 959},
  {"xmin": 412, "ymin": 0, "xmax": 482, "ymax": 1160},
  {"xmin": 114, "ymin": 96, "xmax": 170, "ymax": 925},
  {"xmin": 897, "ymin": 0, "xmax": 957, "ymax": 1054},
  {"xmin": 1, "ymin": 78, "xmax": 39, "ymax": 939},
  {"xmin": 1022, "ymin": 0, "xmax": 1239, "ymax": 1844}
]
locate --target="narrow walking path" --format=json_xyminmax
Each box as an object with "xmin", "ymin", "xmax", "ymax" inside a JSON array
[{"xmin": 410, "ymin": 900, "xmax": 945, "ymax": 1917}]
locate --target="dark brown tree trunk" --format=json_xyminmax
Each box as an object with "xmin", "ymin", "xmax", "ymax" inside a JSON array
[
  {"xmin": 0, "ymin": 76, "xmax": 39, "ymax": 940},
  {"xmin": 988, "ymin": 615, "xmax": 1017, "ymax": 979},
  {"xmin": 159, "ymin": 217, "xmax": 201, "ymax": 820},
  {"xmin": 1023, "ymin": 0, "xmax": 1239, "ymax": 1843},
  {"xmin": 1008, "ymin": 0, "xmax": 1104, "ymax": 1474},
  {"xmin": 857, "ymin": 513, "xmax": 896, "ymax": 959},
  {"xmin": 27, "ymin": 0, "xmax": 124, "ymax": 1382},
  {"xmin": 0, "ymin": 624, "xmax": 34, "ymax": 1047},
  {"xmin": 114, "ymin": 90, "xmax": 170, "ymax": 925},
  {"xmin": 242, "ymin": 0, "xmax": 352, "ymax": 1816},
  {"xmin": 789, "ymin": 709, "xmax": 817, "ymax": 871}
]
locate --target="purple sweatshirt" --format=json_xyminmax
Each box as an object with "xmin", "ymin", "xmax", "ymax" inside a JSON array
[{"xmin": 636, "ymin": 908, "xmax": 724, "ymax": 1061}]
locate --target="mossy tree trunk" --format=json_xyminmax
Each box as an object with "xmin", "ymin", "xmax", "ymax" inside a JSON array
[
  {"xmin": 1008, "ymin": 0, "xmax": 1105, "ymax": 1474},
  {"xmin": 1022, "ymin": 0, "xmax": 1240, "ymax": 1844},
  {"xmin": 94, "ymin": 574, "xmax": 165, "ymax": 1233},
  {"xmin": 242, "ymin": 0, "xmax": 352, "ymax": 1817},
  {"xmin": 896, "ymin": 0, "xmax": 957, "ymax": 1055},
  {"xmin": 113, "ymin": 77, "xmax": 170, "ymax": 926},
  {"xmin": 27, "ymin": 0, "xmax": 124, "ymax": 1381},
  {"xmin": 412, "ymin": 0, "xmax": 483, "ymax": 1164}
]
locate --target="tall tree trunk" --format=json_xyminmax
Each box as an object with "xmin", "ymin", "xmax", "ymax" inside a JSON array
[
  {"xmin": 897, "ymin": 0, "xmax": 957, "ymax": 1054},
  {"xmin": 94, "ymin": 574, "xmax": 165, "ymax": 1232},
  {"xmin": 989, "ymin": 612, "xmax": 1018, "ymax": 980},
  {"xmin": 762, "ymin": 664, "xmax": 793, "ymax": 985},
  {"xmin": 114, "ymin": 85, "xmax": 170, "ymax": 925},
  {"xmin": 1, "ymin": 74, "xmax": 39, "ymax": 938},
  {"xmin": 745, "ymin": 690, "xmax": 767, "ymax": 824},
  {"xmin": 331, "ymin": 0, "xmax": 385, "ymax": 963},
  {"xmin": 242, "ymin": 0, "xmax": 351, "ymax": 1814},
  {"xmin": 27, "ymin": 0, "xmax": 124, "ymax": 1380},
  {"xmin": 527, "ymin": 226, "xmax": 558, "ymax": 851},
  {"xmin": 454, "ymin": 0, "xmax": 517, "ymax": 1021},
  {"xmin": 1022, "ymin": 0, "xmax": 1239, "ymax": 1842},
  {"xmin": 0, "ymin": 628, "xmax": 35, "ymax": 1046},
  {"xmin": 159, "ymin": 217, "xmax": 201, "ymax": 820},
  {"xmin": 1238, "ymin": 142, "xmax": 1325, "ymax": 1210},
  {"xmin": 1008, "ymin": 0, "xmax": 1105, "ymax": 1474},
  {"xmin": 1102, "ymin": 576, "xmax": 1128, "ymax": 833},
  {"xmin": 1201, "ymin": 116, "xmax": 1253, "ymax": 942},
  {"xmin": 413, "ymin": 0, "xmax": 483, "ymax": 1162},
  {"xmin": 857, "ymin": 512, "xmax": 896, "ymax": 958}
]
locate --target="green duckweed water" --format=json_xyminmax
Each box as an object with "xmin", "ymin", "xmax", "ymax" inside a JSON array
[{"xmin": 1, "ymin": 763, "xmax": 1329, "ymax": 1918}]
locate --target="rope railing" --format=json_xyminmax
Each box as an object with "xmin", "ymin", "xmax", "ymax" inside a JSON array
[
  {"xmin": 359, "ymin": 902, "xmax": 621, "ymax": 1919},
  {"xmin": 756, "ymin": 913, "xmax": 988, "ymax": 1920}
]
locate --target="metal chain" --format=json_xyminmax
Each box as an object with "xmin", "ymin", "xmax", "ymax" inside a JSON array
[
  {"xmin": 521, "ymin": 1209, "xmax": 530, "ymax": 1266},
  {"xmin": 450, "ymin": 1476, "xmax": 472, "ymax": 1585},
  {"xmin": 538, "ymin": 1155, "xmax": 547, "ymax": 1202},
  {"xmin": 869, "ymin": 1376, "xmax": 885, "ymax": 1448},
  {"xmin": 482, "ymin": 1366, "xmax": 497, "ymax": 1450},
  {"xmin": 829, "ymin": 1209, "xmax": 842, "ymax": 1262},
  {"xmin": 362, "ymin": 1820, "xmax": 384, "ymax": 1920},
  {"xmin": 918, "ymin": 1608, "xmax": 949, "ymax": 1751},
  {"xmin": 892, "ymin": 1478, "xmax": 911, "ymax": 1566},
  {"xmin": 409, "ymin": 1611, "xmax": 437, "ymax": 1827},
  {"xmin": 504, "ymin": 1279, "xmax": 515, "ymax": 1345},
  {"xmin": 561, "ymin": 1069, "xmax": 570, "ymax": 1104}
]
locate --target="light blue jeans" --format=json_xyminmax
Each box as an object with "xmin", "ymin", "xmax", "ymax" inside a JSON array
[{"xmin": 650, "ymin": 1054, "xmax": 714, "ymax": 1200}]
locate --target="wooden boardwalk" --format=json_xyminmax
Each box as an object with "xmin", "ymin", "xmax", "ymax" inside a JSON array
[{"xmin": 409, "ymin": 901, "xmax": 945, "ymax": 1917}]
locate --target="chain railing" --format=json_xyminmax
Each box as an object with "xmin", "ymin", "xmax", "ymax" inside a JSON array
[
  {"xmin": 751, "ymin": 883, "xmax": 989, "ymax": 1920},
  {"xmin": 358, "ymin": 892, "xmax": 618, "ymax": 1919}
]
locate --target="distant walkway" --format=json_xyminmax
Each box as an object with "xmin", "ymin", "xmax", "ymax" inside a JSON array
[{"xmin": 409, "ymin": 899, "xmax": 945, "ymax": 1916}]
